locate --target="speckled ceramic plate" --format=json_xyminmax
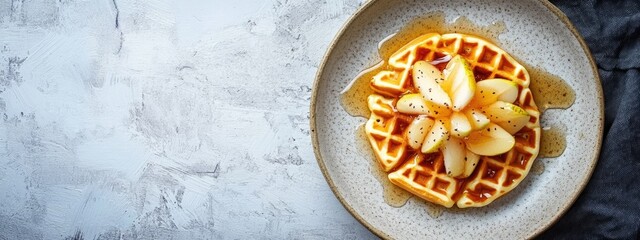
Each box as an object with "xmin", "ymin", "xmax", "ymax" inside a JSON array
[{"xmin": 310, "ymin": 0, "xmax": 603, "ymax": 239}]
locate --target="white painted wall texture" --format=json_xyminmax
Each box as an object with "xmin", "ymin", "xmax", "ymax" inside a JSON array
[{"xmin": 0, "ymin": 0, "xmax": 375, "ymax": 239}]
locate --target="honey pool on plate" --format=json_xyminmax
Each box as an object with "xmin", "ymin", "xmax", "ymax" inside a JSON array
[{"xmin": 341, "ymin": 12, "xmax": 575, "ymax": 209}]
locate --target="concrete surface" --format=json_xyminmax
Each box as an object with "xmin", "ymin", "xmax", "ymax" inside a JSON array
[{"xmin": 0, "ymin": 0, "xmax": 375, "ymax": 239}]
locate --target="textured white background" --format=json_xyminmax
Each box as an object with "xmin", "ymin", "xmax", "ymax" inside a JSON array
[{"xmin": 0, "ymin": 0, "xmax": 376, "ymax": 239}]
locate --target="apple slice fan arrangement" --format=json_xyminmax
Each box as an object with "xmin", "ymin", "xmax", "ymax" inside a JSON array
[{"xmin": 363, "ymin": 33, "xmax": 541, "ymax": 208}]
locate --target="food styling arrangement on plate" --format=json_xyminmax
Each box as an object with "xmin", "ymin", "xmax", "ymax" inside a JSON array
[
  {"xmin": 364, "ymin": 33, "xmax": 540, "ymax": 208},
  {"xmin": 310, "ymin": 0, "xmax": 604, "ymax": 238}
]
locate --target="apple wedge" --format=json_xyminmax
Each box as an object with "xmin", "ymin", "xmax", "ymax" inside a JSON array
[
  {"xmin": 396, "ymin": 93, "xmax": 451, "ymax": 117},
  {"xmin": 463, "ymin": 108, "xmax": 490, "ymax": 130},
  {"xmin": 443, "ymin": 55, "xmax": 476, "ymax": 111},
  {"xmin": 441, "ymin": 137, "xmax": 465, "ymax": 177},
  {"xmin": 465, "ymin": 123, "xmax": 515, "ymax": 156},
  {"xmin": 412, "ymin": 61, "xmax": 452, "ymax": 109},
  {"xmin": 470, "ymin": 78, "xmax": 519, "ymax": 107},
  {"xmin": 483, "ymin": 101, "xmax": 530, "ymax": 134},
  {"xmin": 424, "ymin": 100, "xmax": 452, "ymax": 118},
  {"xmin": 396, "ymin": 93, "xmax": 430, "ymax": 115},
  {"xmin": 421, "ymin": 119, "xmax": 449, "ymax": 154},
  {"xmin": 461, "ymin": 149, "xmax": 480, "ymax": 178},
  {"xmin": 450, "ymin": 112, "xmax": 472, "ymax": 138},
  {"xmin": 405, "ymin": 115, "xmax": 434, "ymax": 150}
]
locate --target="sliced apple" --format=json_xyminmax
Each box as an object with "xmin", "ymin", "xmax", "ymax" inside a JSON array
[
  {"xmin": 470, "ymin": 78, "xmax": 519, "ymax": 107},
  {"xmin": 405, "ymin": 115, "xmax": 434, "ymax": 150},
  {"xmin": 396, "ymin": 93, "xmax": 430, "ymax": 115},
  {"xmin": 450, "ymin": 112, "xmax": 472, "ymax": 138},
  {"xmin": 443, "ymin": 55, "xmax": 476, "ymax": 111},
  {"xmin": 424, "ymin": 100, "xmax": 452, "ymax": 118},
  {"xmin": 465, "ymin": 123, "xmax": 515, "ymax": 156},
  {"xmin": 396, "ymin": 93, "xmax": 451, "ymax": 118},
  {"xmin": 421, "ymin": 119, "xmax": 449, "ymax": 154},
  {"xmin": 461, "ymin": 149, "xmax": 480, "ymax": 178},
  {"xmin": 441, "ymin": 58, "xmax": 454, "ymax": 92},
  {"xmin": 412, "ymin": 61, "xmax": 452, "ymax": 109},
  {"xmin": 463, "ymin": 108, "xmax": 490, "ymax": 130},
  {"xmin": 441, "ymin": 137, "xmax": 465, "ymax": 178},
  {"xmin": 482, "ymin": 101, "xmax": 530, "ymax": 134}
]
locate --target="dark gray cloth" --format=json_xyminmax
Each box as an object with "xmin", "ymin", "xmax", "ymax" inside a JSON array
[{"xmin": 539, "ymin": 1, "xmax": 640, "ymax": 239}]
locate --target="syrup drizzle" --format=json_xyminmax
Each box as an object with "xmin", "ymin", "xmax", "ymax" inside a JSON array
[
  {"xmin": 526, "ymin": 65, "xmax": 573, "ymax": 158},
  {"xmin": 344, "ymin": 12, "xmax": 574, "ymax": 207},
  {"xmin": 527, "ymin": 65, "xmax": 576, "ymax": 113},
  {"xmin": 341, "ymin": 11, "xmax": 506, "ymax": 118},
  {"xmin": 539, "ymin": 127, "xmax": 567, "ymax": 158},
  {"xmin": 531, "ymin": 159, "xmax": 545, "ymax": 175},
  {"xmin": 340, "ymin": 63, "xmax": 380, "ymax": 118}
]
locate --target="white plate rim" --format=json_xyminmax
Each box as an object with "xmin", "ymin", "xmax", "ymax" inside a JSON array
[{"xmin": 309, "ymin": 0, "xmax": 604, "ymax": 238}]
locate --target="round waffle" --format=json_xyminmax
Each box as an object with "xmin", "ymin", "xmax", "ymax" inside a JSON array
[{"xmin": 364, "ymin": 33, "xmax": 541, "ymax": 208}]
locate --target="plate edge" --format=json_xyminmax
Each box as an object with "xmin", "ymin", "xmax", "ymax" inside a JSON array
[
  {"xmin": 308, "ymin": 0, "xmax": 605, "ymax": 239},
  {"xmin": 309, "ymin": 0, "xmax": 392, "ymax": 239}
]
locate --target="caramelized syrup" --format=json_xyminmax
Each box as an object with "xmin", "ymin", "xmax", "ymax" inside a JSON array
[
  {"xmin": 342, "ymin": 12, "xmax": 574, "ymax": 208},
  {"xmin": 527, "ymin": 65, "xmax": 576, "ymax": 112},
  {"xmin": 355, "ymin": 123, "xmax": 413, "ymax": 207},
  {"xmin": 377, "ymin": 12, "xmax": 506, "ymax": 60},
  {"xmin": 539, "ymin": 127, "xmax": 567, "ymax": 158},
  {"xmin": 340, "ymin": 62, "xmax": 380, "ymax": 118},
  {"xmin": 531, "ymin": 159, "xmax": 545, "ymax": 175},
  {"xmin": 341, "ymin": 11, "xmax": 506, "ymax": 118}
]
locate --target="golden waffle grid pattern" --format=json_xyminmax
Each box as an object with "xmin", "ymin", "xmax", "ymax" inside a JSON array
[
  {"xmin": 365, "ymin": 33, "xmax": 541, "ymax": 208},
  {"xmin": 371, "ymin": 33, "xmax": 530, "ymax": 96},
  {"xmin": 388, "ymin": 153, "xmax": 461, "ymax": 208},
  {"xmin": 456, "ymin": 88, "xmax": 541, "ymax": 207},
  {"xmin": 364, "ymin": 94, "xmax": 412, "ymax": 172}
]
